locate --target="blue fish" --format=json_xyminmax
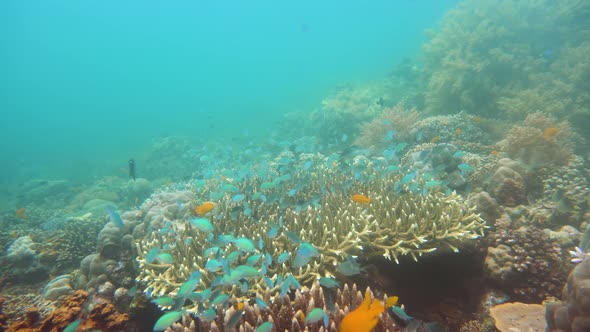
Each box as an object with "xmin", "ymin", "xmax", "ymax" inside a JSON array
[
  {"xmin": 400, "ymin": 171, "xmax": 417, "ymax": 184},
  {"xmin": 146, "ymin": 248, "xmax": 161, "ymax": 264},
  {"xmin": 304, "ymin": 308, "xmax": 328, "ymax": 327},
  {"xmin": 153, "ymin": 311, "xmax": 183, "ymax": 331},
  {"xmin": 458, "ymin": 163, "xmax": 474, "ymax": 172},
  {"xmin": 256, "ymin": 297, "xmax": 269, "ymax": 310},
  {"xmin": 336, "ymin": 254, "xmax": 364, "ymax": 276},
  {"xmin": 319, "ymin": 277, "xmax": 340, "ymax": 289},
  {"xmin": 268, "ymin": 225, "xmax": 278, "ymax": 238},
  {"xmin": 106, "ymin": 209, "xmax": 125, "ymax": 228},
  {"xmin": 232, "ymin": 194, "xmax": 246, "ymax": 202},
  {"xmin": 157, "ymin": 253, "xmax": 174, "ymax": 264},
  {"xmin": 453, "ymin": 151, "xmax": 466, "ymax": 159},
  {"xmin": 64, "ymin": 320, "xmax": 82, "ymax": 332},
  {"xmin": 191, "ymin": 218, "xmax": 214, "ymax": 233},
  {"xmin": 233, "ymin": 237, "xmax": 256, "ymax": 253},
  {"xmin": 255, "ymin": 322, "xmax": 273, "ymax": 332},
  {"xmin": 277, "ymin": 252, "xmax": 290, "ymax": 264},
  {"xmin": 383, "ymin": 130, "xmax": 396, "ymax": 142}
]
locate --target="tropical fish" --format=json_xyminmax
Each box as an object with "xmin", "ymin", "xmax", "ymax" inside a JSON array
[
  {"xmin": 305, "ymin": 308, "xmax": 328, "ymax": 327},
  {"xmin": 106, "ymin": 208, "xmax": 125, "ymax": 228},
  {"xmin": 205, "ymin": 258, "xmax": 224, "ymax": 272},
  {"xmin": 200, "ymin": 308, "xmax": 217, "ymax": 321},
  {"xmin": 226, "ymin": 309, "xmax": 244, "ymax": 330},
  {"xmin": 277, "ymin": 252, "xmax": 290, "ymax": 264},
  {"xmin": 128, "ymin": 158, "xmax": 136, "ymax": 181},
  {"xmin": 211, "ymin": 293, "xmax": 230, "ymax": 306},
  {"xmin": 351, "ymin": 194, "xmax": 371, "ymax": 204},
  {"xmin": 157, "ymin": 253, "xmax": 174, "ymax": 264},
  {"xmin": 255, "ymin": 322, "xmax": 273, "ymax": 332},
  {"xmin": 64, "ymin": 319, "xmax": 82, "ymax": 332},
  {"xmin": 221, "ymin": 184, "xmax": 240, "ymax": 193},
  {"xmin": 232, "ymin": 194, "xmax": 246, "ymax": 202},
  {"xmin": 399, "ymin": 171, "xmax": 416, "ymax": 185},
  {"xmin": 177, "ymin": 274, "xmax": 200, "ymax": 298},
  {"xmin": 15, "ymin": 207, "xmax": 27, "ymax": 220},
  {"xmin": 190, "ymin": 218, "xmax": 214, "ymax": 233},
  {"xmin": 151, "ymin": 296, "xmax": 176, "ymax": 307},
  {"xmin": 292, "ymin": 242, "xmax": 320, "ymax": 268},
  {"xmin": 319, "ymin": 277, "xmax": 340, "ymax": 289},
  {"xmin": 233, "ymin": 237, "xmax": 256, "ymax": 253},
  {"xmin": 337, "ymin": 254, "xmax": 364, "ymax": 276},
  {"xmin": 194, "ymin": 202, "xmax": 215, "ymax": 215},
  {"xmin": 430, "ymin": 136, "xmax": 440, "ymax": 143},
  {"xmin": 256, "ymin": 297, "xmax": 269, "ymax": 310},
  {"xmin": 383, "ymin": 130, "xmax": 396, "ymax": 142},
  {"xmin": 452, "ymin": 151, "xmax": 465, "ymax": 159},
  {"xmin": 556, "ymin": 196, "xmax": 575, "ymax": 214},
  {"xmin": 339, "ymin": 290, "xmax": 395, "ymax": 332},
  {"xmin": 544, "ymin": 127, "xmax": 559, "ymax": 139},
  {"xmin": 153, "ymin": 311, "xmax": 183, "ymax": 331},
  {"xmin": 455, "ymin": 128, "xmax": 462, "ymax": 136},
  {"xmin": 457, "ymin": 163, "xmax": 474, "ymax": 173}
]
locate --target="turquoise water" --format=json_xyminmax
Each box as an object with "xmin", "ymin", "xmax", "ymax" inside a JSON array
[{"xmin": 0, "ymin": 0, "xmax": 453, "ymax": 188}]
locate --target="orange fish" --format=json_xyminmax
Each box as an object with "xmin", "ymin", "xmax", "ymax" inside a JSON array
[
  {"xmin": 430, "ymin": 136, "xmax": 440, "ymax": 143},
  {"xmin": 455, "ymin": 128, "xmax": 462, "ymax": 136},
  {"xmin": 339, "ymin": 289, "xmax": 398, "ymax": 332},
  {"xmin": 15, "ymin": 207, "xmax": 27, "ymax": 220},
  {"xmin": 472, "ymin": 116, "xmax": 482, "ymax": 123},
  {"xmin": 194, "ymin": 201, "xmax": 215, "ymax": 215},
  {"xmin": 490, "ymin": 150, "xmax": 499, "ymax": 156},
  {"xmin": 351, "ymin": 194, "xmax": 371, "ymax": 204},
  {"xmin": 544, "ymin": 127, "xmax": 559, "ymax": 139}
]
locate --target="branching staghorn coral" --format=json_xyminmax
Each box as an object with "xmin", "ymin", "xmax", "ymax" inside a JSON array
[{"xmin": 135, "ymin": 157, "xmax": 486, "ymax": 312}]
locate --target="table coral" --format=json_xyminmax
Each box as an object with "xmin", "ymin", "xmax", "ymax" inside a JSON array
[{"xmin": 489, "ymin": 302, "xmax": 546, "ymax": 332}]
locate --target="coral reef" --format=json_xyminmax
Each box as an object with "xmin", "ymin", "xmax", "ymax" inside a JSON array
[
  {"xmin": 488, "ymin": 158, "xmax": 528, "ymax": 207},
  {"xmin": 485, "ymin": 223, "xmax": 570, "ymax": 301},
  {"xmin": 499, "ymin": 112, "xmax": 576, "ymax": 168},
  {"xmin": 5, "ymin": 236, "xmax": 46, "ymax": 282},
  {"xmin": 0, "ymin": 296, "xmax": 7, "ymax": 332},
  {"xmin": 166, "ymin": 281, "xmax": 398, "ymax": 332},
  {"xmin": 37, "ymin": 213, "xmax": 104, "ymax": 274},
  {"xmin": 5, "ymin": 290, "xmax": 128, "ymax": 332},
  {"xmin": 354, "ymin": 103, "xmax": 420, "ymax": 149},
  {"xmin": 546, "ymin": 258, "xmax": 590, "ymax": 331},
  {"xmin": 136, "ymin": 156, "xmax": 486, "ymax": 312},
  {"xmin": 489, "ymin": 302, "xmax": 546, "ymax": 332},
  {"xmin": 410, "ymin": 111, "xmax": 492, "ymax": 145},
  {"xmin": 42, "ymin": 275, "xmax": 74, "ymax": 302},
  {"xmin": 422, "ymin": 0, "xmax": 590, "ymax": 119}
]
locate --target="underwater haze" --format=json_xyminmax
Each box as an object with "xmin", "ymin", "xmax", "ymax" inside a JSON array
[{"xmin": 0, "ymin": 0, "xmax": 454, "ymax": 187}]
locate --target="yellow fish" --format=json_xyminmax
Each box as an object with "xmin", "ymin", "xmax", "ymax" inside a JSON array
[
  {"xmin": 544, "ymin": 127, "xmax": 559, "ymax": 139},
  {"xmin": 339, "ymin": 289, "xmax": 398, "ymax": 332},
  {"xmin": 16, "ymin": 207, "xmax": 27, "ymax": 220},
  {"xmin": 351, "ymin": 194, "xmax": 371, "ymax": 204},
  {"xmin": 194, "ymin": 201, "xmax": 215, "ymax": 215}
]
